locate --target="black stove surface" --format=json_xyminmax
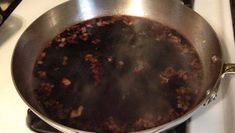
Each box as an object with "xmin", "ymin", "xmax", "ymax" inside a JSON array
[
  {"xmin": 27, "ymin": 110, "xmax": 189, "ymax": 133},
  {"xmin": 26, "ymin": 0, "xmax": 194, "ymax": 133},
  {"xmin": 27, "ymin": 110, "xmax": 60, "ymax": 133}
]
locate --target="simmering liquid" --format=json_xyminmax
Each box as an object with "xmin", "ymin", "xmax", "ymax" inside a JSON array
[{"xmin": 33, "ymin": 15, "xmax": 203, "ymax": 132}]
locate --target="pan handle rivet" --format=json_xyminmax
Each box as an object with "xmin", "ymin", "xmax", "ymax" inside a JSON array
[{"xmin": 204, "ymin": 90, "xmax": 217, "ymax": 106}]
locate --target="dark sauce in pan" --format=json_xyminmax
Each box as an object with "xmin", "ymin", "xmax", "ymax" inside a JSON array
[{"xmin": 33, "ymin": 15, "xmax": 203, "ymax": 133}]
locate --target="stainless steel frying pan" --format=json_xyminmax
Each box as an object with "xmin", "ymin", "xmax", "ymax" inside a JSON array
[{"xmin": 11, "ymin": 0, "xmax": 235, "ymax": 132}]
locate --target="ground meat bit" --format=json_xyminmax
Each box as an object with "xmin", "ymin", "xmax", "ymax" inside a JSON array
[
  {"xmin": 83, "ymin": 33, "xmax": 89, "ymax": 37},
  {"xmin": 84, "ymin": 54, "xmax": 101, "ymax": 83},
  {"xmin": 133, "ymin": 60, "xmax": 148, "ymax": 73},
  {"xmin": 61, "ymin": 78, "xmax": 71, "ymax": 87},
  {"xmin": 36, "ymin": 52, "xmax": 46, "ymax": 61},
  {"xmin": 176, "ymin": 96, "xmax": 190, "ymax": 111},
  {"xmin": 168, "ymin": 33, "xmax": 193, "ymax": 54},
  {"xmin": 40, "ymin": 52, "xmax": 46, "ymax": 58},
  {"xmin": 155, "ymin": 37, "xmax": 161, "ymax": 41},
  {"xmin": 91, "ymin": 39, "xmax": 101, "ymax": 44},
  {"xmin": 59, "ymin": 42, "xmax": 66, "ymax": 48},
  {"xmin": 164, "ymin": 67, "xmax": 176, "ymax": 77},
  {"xmin": 107, "ymin": 56, "xmax": 113, "ymax": 62},
  {"xmin": 79, "ymin": 32, "xmax": 89, "ymax": 41},
  {"xmin": 123, "ymin": 19, "xmax": 133, "ymax": 26},
  {"xmin": 175, "ymin": 87, "xmax": 191, "ymax": 111},
  {"xmin": 41, "ymin": 82, "xmax": 54, "ymax": 94},
  {"xmin": 96, "ymin": 21, "xmax": 103, "ymax": 27},
  {"xmin": 37, "ymin": 71, "xmax": 47, "ymax": 78},
  {"xmin": 86, "ymin": 24, "xmax": 93, "ymax": 28},
  {"xmin": 84, "ymin": 54, "xmax": 97, "ymax": 62},
  {"xmin": 176, "ymin": 87, "xmax": 187, "ymax": 95},
  {"xmin": 81, "ymin": 27, "xmax": 87, "ymax": 33},
  {"xmin": 168, "ymin": 34, "xmax": 181, "ymax": 44},
  {"xmin": 177, "ymin": 70, "xmax": 189, "ymax": 80},
  {"xmin": 138, "ymin": 32, "xmax": 147, "ymax": 36},
  {"xmin": 96, "ymin": 19, "xmax": 110, "ymax": 27},
  {"xmin": 37, "ymin": 60, "xmax": 43, "ymax": 65},
  {"xmin": 61, "ymin": 38, "xmax": 66, "ymax": 42},
  {"xmin": 66, "ymin": 34, "xmax": 77, "ymax": 44},
  {"xmin": 118, "ymin": 61, "xmax": 124, "ymax": 66},
  {"xmin": 54, "ymin": 35, "xmax": 65, "ymax": 43},
  {"xmin": 53, "ymin": 67, "xmax": 60, "ymax": 71},
  {"xmin": 55, "ymin": 36, "xmax": 67, "ymax": 48},
  {"xmin": 70, "ymin": 105, "xmax": 84, "ymax": 118},
  {"xmin": 133, "ymin": 113, "xmax": 156, "ymax": 130},
  {"xmin": 159, "ymin": 67, "xmax": 176, "ymax": 85},
  {"xmin": 103, "ymin": 117, "xmax": 122, "ymax": 133},
  {"xmin": 62, "ymin": 56, "xmax": 68, "ymax": 66},
  {"xmin": 165, "ymin": 109, "xmax": 181, "ymax": 121},
  {"xmin": 160, "ymin": 67, "xmax": 190, "ymax": 85},
  {"xmin": 159, "ymin": 74, "xmax": 169, "ymax": 84}
]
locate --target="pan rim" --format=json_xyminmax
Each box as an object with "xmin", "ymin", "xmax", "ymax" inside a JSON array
[{"xmin": 11, "ymin": 0, "xmax": 224, "ymax": 132}]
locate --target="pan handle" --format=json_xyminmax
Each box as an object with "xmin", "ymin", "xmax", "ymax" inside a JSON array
[
  {"xmin": 204, "ymin": 63, "xmax": 235, "ymax": 106},
  {"xmin": 221, "ymin": 63, "xmax": 235, "ymax": 77}
]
